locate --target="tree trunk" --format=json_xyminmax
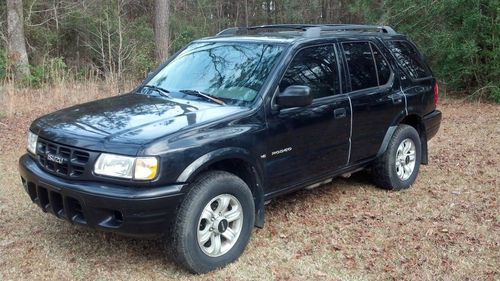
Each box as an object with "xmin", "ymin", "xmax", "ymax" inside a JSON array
[
  {"xmin": 154, "ymin": 0, "xmax": 170, "ymax": 64},
  {"xmin": 244, "ymin": 0, "xmax": 249, "ymax": 27},
  {"xmin": 266, "ymin": 0, "xmax": 272, "ymax": 24},
  {"xmin": 7, "ymin": 0, "xmax": 30, "ymax": 80}
]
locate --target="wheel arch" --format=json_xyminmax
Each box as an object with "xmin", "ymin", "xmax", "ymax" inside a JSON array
[
  {"xmin": 177, "ymin": 148, "xmax": 266, "ymax": 228},
  {"xmin": 377, "ymin": 114, "xmax": 428, "ymax": 164}
]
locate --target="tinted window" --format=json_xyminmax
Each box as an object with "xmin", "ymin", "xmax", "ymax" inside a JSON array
[
  {"xmin": 342, "ymin": 42, "xmax": 378, "ymax": 91},
  {"xmin": 280, "ymin": 45, "xmax": 339, "ymax": 99},
  {"xmin": 386, "ymin": 40, "xmax": 431, "ymax": 79},
  {"xmin": 372, "ymin": 44, "xmax": 391, "ymax": 85},
  {"xmin": 147, "ymin": 42, "xmax": 284, "ymax": 105}
]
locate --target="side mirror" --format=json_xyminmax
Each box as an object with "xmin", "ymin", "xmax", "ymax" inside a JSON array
[{"xmin": 276, "ymin": 85, "xmax": 312, "ymax": 108}]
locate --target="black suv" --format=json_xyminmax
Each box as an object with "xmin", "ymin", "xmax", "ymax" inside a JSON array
[{"xmin": 19, "ymin": 24, "xmax": 441, "ymax": 273}]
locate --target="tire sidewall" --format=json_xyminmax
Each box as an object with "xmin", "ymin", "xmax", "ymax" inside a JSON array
[{"xmin": 179, "ymin": 173, "xmax": 255, "ymax": 273}]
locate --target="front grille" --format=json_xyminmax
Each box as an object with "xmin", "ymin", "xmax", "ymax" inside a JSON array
[
  {"xmin": 36, "ymin": 138, "xmax": 92, "ymax": 178},
  {"xmin": 23, "ymin": 179, "xmax": 87, "ymax": 224}
]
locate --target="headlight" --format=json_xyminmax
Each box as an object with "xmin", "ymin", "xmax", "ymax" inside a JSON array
[
  {"xmin": 27, "ymin": 131, "xmax": 38, "ymax": 154},
  {"xmin": 94, "ymin": 153, "xmax": 158, "ymax": 180},
  {"xmin": 94, "ymin": 154, "xmax": 135, "ymax": 179}
]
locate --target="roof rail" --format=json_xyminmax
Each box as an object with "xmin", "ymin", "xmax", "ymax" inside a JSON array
[
  {"xmin": 215, "ymin": 24, "xmax": 397, "ymax": 37},
  {"xmin": 216, "ymin": 27, "xmax": 240, "ymax": 36},
  {"xmin": 216, "ymin": 24, "xmax": 314, "ymax": 36},
  {"xmin": 319, "ymin": 24, "xmax": 396, "ymax": 34}
]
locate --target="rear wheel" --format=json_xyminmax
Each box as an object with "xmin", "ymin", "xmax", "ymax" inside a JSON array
[
  {"xmin": 170, "ymin": 171, "xmax": 254, "ymax": 274},
  {"xmin": 372, "ymin": 124, "xmax": 422, "ymax": 190}
]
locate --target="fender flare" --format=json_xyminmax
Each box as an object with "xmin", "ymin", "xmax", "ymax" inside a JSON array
[
  {"xmin": 376, "ymin": 118, "xmax": 429, "ymax": 164},
  {"xmin": 377, "ymin": 107, "xmax": 408, "ymax": 158},
  {"xmin": 376, "ymin": 125, "xmax": 397, "ymax": 158},
  {"xmin": 176, "ymin": 147, "xmax": 266, "ymax": 228}
]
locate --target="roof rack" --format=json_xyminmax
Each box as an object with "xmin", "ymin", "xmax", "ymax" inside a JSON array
[
  {"xmin": 216, "ymin": 24, "xmax": 313, "ymax": 36},
  {"xmin": 216, "ymin": 24, "xmax": 397, "ymax": 37},
  {"xmin": 320, "ymin": 24, "xmax": 396, "ymax": 34}
]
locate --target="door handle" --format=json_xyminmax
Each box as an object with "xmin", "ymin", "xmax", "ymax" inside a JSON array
[{"xmin": 334, "ymin": 108, "xmax": 346, "ymax": 119}]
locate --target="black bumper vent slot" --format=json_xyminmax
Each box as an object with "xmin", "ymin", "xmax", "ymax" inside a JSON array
[{"xmin": 23, "ymin": 180, "xmax": 87, "ymax": 225}]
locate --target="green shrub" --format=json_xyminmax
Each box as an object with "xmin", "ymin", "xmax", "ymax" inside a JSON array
[
  {"xmin": 487, "ymin": 86, "xmax": 500, "ymax": 103},
  {"xmin": 23, "ymin": 57, "xmax": 68, "ymax": 87},
  {"xmin": 0, "ymin": 49, "xmax": 6, "ymax": 80},
  {"xmin": 125, "ymin": 16, "xmax": 156, "ymax": 80}
]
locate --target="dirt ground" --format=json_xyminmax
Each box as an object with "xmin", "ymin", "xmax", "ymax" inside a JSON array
[{"xmin": 0, "ymin": 92, "xmax": 498, "ymax": 280}]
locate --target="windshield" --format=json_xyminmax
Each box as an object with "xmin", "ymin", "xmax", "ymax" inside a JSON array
[{"xmin": 145, "ymin": 42, "xmax": 285, "ymax": 106}]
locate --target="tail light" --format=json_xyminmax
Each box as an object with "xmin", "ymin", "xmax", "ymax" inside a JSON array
[{"xmin": 433, "ymin": 81, "xmax": 439, "ymax": 106}]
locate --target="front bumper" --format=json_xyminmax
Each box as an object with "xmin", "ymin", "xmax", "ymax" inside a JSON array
[{"xmin": 19, "ymin": 154, "xmax": 185, "ymax": 238}]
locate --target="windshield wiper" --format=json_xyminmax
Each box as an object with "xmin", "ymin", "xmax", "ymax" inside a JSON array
[
  {"xmin": 179, "ymin": 89, "xmax": 226, "ymax": 106},
  {"xmin": 142, "ymin": 85, "xmax": 171, "ymax": 98}
]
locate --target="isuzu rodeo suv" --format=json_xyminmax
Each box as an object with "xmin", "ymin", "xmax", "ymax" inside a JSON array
[{"xmin": 19, "ymin": 24, "xmax": 442, "ymax": 273}]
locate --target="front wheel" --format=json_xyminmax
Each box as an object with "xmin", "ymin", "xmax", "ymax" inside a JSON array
[
  {"xmin": 169, "ymin": 171, "xmax": 255, "ymax": 274},
  {"xmin": 372, "ymin": 124, "xmax": 422, "ymax": 190}
]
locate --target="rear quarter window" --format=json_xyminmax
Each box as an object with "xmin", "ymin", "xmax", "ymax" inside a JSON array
[{"xmin": 386, "ymin": 40, "xmax": 431, "ymax": 79}]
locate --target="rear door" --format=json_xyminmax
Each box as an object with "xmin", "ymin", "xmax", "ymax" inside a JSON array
[
  {"xmin": 265, "ymin": 44, "xmax": 351, "ymax": 194},
  {"xmin": 384, "ymin": 40, "xmax": 435, "ymax": 115},
  {"xmin": 339, "ymin": 40, "xmax": 405, "ymax": 164}
]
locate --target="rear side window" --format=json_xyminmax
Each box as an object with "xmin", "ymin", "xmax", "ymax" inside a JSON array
[
  {"xmin": 342, "ymin": 42, "xmax": 378, "ymax": 91},
  {"xmin": 386, "ymin": 40, "xmax": 431, "ymax": 79},
  {"xmin": 280, "ymin": 45, "xmax": 340, "ymax": 99}
]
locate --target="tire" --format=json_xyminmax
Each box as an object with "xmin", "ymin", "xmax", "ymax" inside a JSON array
[
  {"xmin": 170, "ymin": 170, "xmax": 255, "ymax": 274},
  {"xmin": 372, "ymin": 124, "xmax": 422, "ymax": 190}
]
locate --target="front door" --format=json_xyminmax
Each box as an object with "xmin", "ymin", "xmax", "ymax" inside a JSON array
[{"xmin": 265, "ymin": 44, "xmax": 351, "ymax": 194}]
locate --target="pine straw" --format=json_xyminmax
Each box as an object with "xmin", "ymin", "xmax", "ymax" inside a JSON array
[{"xmin": 0, "ymin": 86, "xmax": 498, "ymax": 280}]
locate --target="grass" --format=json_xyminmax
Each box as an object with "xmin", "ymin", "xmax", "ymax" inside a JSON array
[{"xmin": 0, "ymin": 83, "xmax": 498, "ymax": 280}]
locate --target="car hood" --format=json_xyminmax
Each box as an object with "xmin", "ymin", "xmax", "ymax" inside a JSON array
[{"xmin": 30, "ymin": 93, "xmax": 249, "ymax": 155}]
